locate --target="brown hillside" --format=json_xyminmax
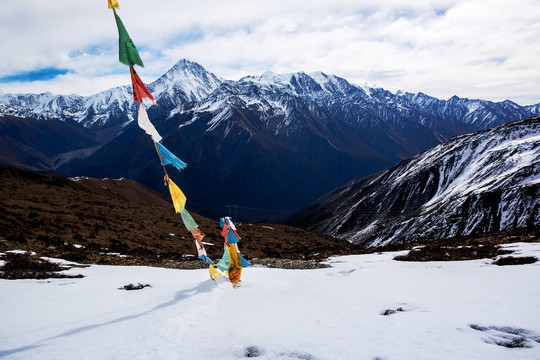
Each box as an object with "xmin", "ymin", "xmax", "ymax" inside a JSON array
[{"xmin": 0, "ymin": 165, "xmax": 362, "ymax": 268}]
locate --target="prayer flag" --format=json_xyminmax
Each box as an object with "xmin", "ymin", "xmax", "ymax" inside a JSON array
[
  {"xmin": 217, "ymin": 249, "xmax": 230, "ymax": 272},
  {"xmin": 227, "ymin": 244, "xmax": 242, "ymax": 284},
  {"xmin": 192, "ymin": 228, "xmax": 213, "ymax": 264},
  {"xmin": 156, "ymin": 142, "xmax": 187, "ymax": 172},
  {"xmin": 130, "ymin": 67, "xmax": 155, "ymax": 103},
  {"xmin": 181, "ymin": 209, "xmax": 198, "ymax": 233},
  {"xmin": 164, "ymin": 175, "xmax": 186, "ymax": 213},
  {"xmin": 221, "ymin": 223, "xmax": 229, "ymax": 242},
  {"xmin": 218, "ymin": 217, "xmax": 249, "ymax": 284},
  {"xmin": 114, "ymin": 10, "xmax": 144, "ymax": 67},
  {"xmin": 220, "ymin": 217, "xmax": 240, "ymax": 244},
  {"xmin": 199, "ymin": 255, "xmax": 213, "ymax": 264},
  {"xmin": 239, "ymin": 253, "xmax": 251, "ymax": 267},
  {"xmin": 108, "ymin": 0, "xmax": 120, "ymax": 9},
  {"xmin": 137, "ymin": 103, "xmax": 162, "ymax": 142},
  {"xmin": 209, "ymin": 265, "xmax": 222, "ymax": 281},
  {"xmin": 194, "ymin": 238, "xmax": 213, "ymax": 264}
]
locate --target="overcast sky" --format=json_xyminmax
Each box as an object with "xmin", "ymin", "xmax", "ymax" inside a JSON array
[{"xmin": 0, "ymin": 0, "xmax": 539, "ymax": 105}]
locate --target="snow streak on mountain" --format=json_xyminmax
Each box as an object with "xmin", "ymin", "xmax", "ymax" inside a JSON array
[{"xmin": 288, "ymin": 117, "xmax": 540, "ymax": 246}]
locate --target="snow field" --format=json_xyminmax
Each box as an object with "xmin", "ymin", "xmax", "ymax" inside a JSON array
[{"xmin": 1, "ymin": 244, "xmax": 540, "ymax": 360}]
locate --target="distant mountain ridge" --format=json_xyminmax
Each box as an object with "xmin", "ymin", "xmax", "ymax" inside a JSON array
[
  {"xmin": 1, "ymin": 59, "xmax": 538, "ymax": 133},
  {"xmin": 0, "ymin": 60, "xmax": 222, "ymax": 129},
  {"xmin": 287, "ymin": 117, "xmax": 540, "ymax": 245},
  {"xmin": 1, "ymin": 59, "xmax": 539, "ymax": 220}
]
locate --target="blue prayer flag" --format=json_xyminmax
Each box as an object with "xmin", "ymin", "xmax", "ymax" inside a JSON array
[{"xmin": 156, "ymin": 142, "xmax": 187, "ymax": 172}]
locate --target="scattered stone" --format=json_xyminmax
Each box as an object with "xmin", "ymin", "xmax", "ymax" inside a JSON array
[
  {"xmin": 252, "ymin": 258, "xmax": 330, "ymax": 269},
  {"xmin": 394, "ymin": 243, "xmax": 510, "ymax": 262},
  {"xmin": 120, "ymin": 283, "xmax": 151, "ymax": 291},
  {"xmin": 493, "ymin": 256, "xmax": 537, "ymax": 266},
  {"xmin": 0, "ymin": 252, "xmax": 83, "ymax": 279},
  {"xmin": 243, "ymin": 346, "xmax": 264, "ymax": 358},
  {"xmin": 381, "ymin": 307, "xmax": 405, "ymax": 316}
]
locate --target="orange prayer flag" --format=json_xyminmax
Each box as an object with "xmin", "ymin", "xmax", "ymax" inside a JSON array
[
  {"xmin": 192, "ymin": 228, "xmax": 206, "ymax": 242},
  {"xmin": 227, "ymin": 244, "xmax": 242, "ymax": 284}
]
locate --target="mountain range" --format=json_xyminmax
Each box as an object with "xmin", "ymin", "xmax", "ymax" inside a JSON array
[
  {"xmin": 1, "ymin": 59, "xmax": 539, "ymax": 221},
  {"xmin": 287, "ymin": 117, "xmax": 540, "ymax": 246}
]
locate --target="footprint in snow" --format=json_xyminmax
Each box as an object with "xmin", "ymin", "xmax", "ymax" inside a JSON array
[
  {"xmin": 469, "ymin": 324, "xmax": 540, "ymax": 348},
  {"xmin": 324, "ymin": 268, "xmax": 358, "ymax": 278},
  {"xmin": 277, "ymin": 351, "xmax": 317, "ymax": 359},
  {"xmin": 240, "ymin": 346, "xmax": 316, "ymax": 359}
]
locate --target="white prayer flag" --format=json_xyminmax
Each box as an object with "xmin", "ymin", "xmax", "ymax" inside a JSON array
[{"xmin": 137, "ymin": 103, "xmax": 162, "ymax": 142}]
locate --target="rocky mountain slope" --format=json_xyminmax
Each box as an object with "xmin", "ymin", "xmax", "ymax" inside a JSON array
[
  {"xmin": 287, "ymin": 117, "xmax": 540, "ymax": 246},
  {"xmin": 1, "ymin": 59, "xmax": 539, "ymax": 220},
  {"xmin": 0, "ymin": 164, "xmax": 361, "ymax": 267}
]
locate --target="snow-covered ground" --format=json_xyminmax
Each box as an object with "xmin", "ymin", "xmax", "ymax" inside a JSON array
[{"xmin": 1, "ymin": 243, "xmax": 540, "ymax": 360}]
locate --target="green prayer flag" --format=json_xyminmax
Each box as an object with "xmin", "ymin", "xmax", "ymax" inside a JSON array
[
  {"xmin": 180, "ymin": 209, "xmax": 199, "ymax": 233},
  {"xmin": 113, "ymin": 9, "xmax": 144, "ymax": 67},
  {"xmin": 217, "ymin": 249, "xmax": 231, "ymax": 272}
]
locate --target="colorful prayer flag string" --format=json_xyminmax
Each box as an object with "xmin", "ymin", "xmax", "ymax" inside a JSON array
[{"xmin": 108, "ymin": 1, "xmax": 251, "ymax": 283}]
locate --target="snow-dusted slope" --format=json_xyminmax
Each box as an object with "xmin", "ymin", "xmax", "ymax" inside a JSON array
[
  {"xmin": 394, "ymin": 92, "xmax": 538, "ymax": 129},
  {"xmin": 1, "ymin": 244, "xmax": 540, "ymax": 359},
  {"xmin": 288, "ymin": 117, "xmax": 540, "ymax": 246}
]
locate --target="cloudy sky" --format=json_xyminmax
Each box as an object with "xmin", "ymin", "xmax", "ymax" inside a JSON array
[{"xmin": 0, "ymin": 0, "xmax": 539, "ymax": 105}]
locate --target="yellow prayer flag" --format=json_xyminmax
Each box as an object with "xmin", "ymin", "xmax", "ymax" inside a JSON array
[
  {"xmin": 227, "ymin": 244, "xmax": 242, "ymax": 284},
  {"xmin": 209, "ymin": 265, "xmax": 222, "ymax": 281},
  {"xmin": 108, "ymin": 0, "xmax": 120, "ymax": 9},
  {"xmin": 165, "ymin": 175, "xmax": 186, "ymax": 213}
]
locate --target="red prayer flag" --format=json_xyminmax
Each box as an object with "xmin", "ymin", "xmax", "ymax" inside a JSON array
[
  {"xmin": 130, "ymin": 66, "xmax": 155, "ymax": 103},
  {"xmin": 221, "ymin": 223, "xmax": 229, "ymax": 243}
]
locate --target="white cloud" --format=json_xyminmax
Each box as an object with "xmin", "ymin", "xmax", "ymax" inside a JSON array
[{"xmin": 0, "ymin": 0, "xmax": 539, "ymax": 104}]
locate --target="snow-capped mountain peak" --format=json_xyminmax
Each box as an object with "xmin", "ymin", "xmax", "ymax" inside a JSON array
[
  {"xmin": 0, "ymin": 59, "xmax": 222, "ymax": 128},
  {"xmin": 149, "ymin": 59, "xmax": 223, "ymax": 103},
  {"xmin": 1, "ymin": 60, "xmax": 538, "ymax": 134},
  {"xmin": 238, "ymin": 70, "xmax": 367, "ymax": 103},
  {"xmin": 307, "ymin": 71, "xmax": 340, "ymax": 91},
  {"xmin": 2, "ymin": 60, "xmax": 540, "ymax": 222},
  {"xmin": 241, "ymin": 71, "xmax": 296, "ymax": 93}
]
